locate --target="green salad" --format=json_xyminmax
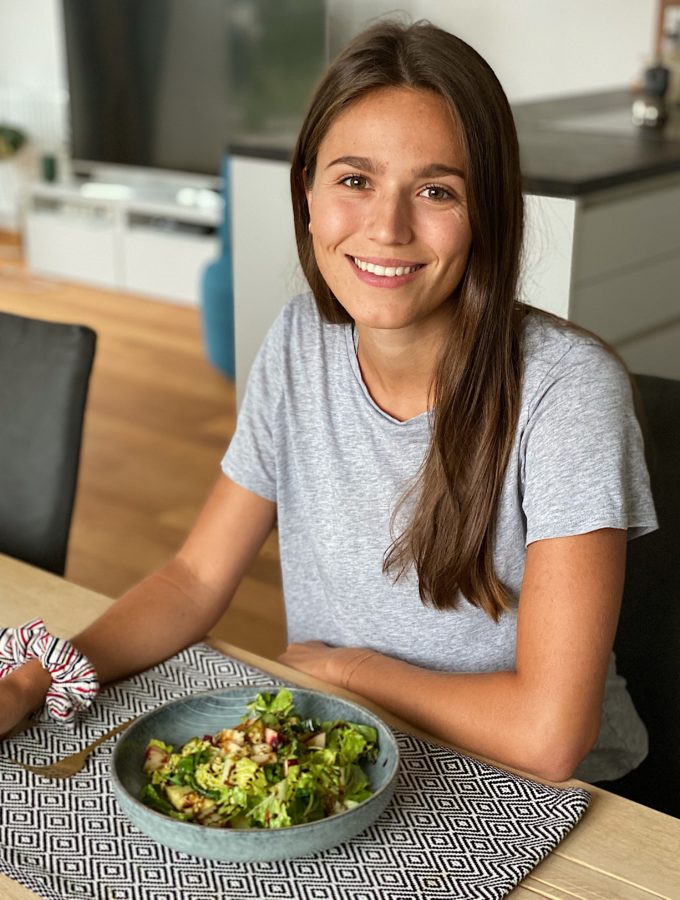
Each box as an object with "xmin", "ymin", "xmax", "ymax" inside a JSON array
[{"xmin": 140, "ymin": 689, "xmax": 379, "ymax": 829}]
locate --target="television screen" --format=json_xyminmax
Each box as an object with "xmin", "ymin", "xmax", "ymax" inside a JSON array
[
  {"xmin": 226, "ymin": 0, "xmax": 326, "ymax": 139},
  {"xmin": 62, "ymin": 0, "xmax": 230, "ymax": 178}
]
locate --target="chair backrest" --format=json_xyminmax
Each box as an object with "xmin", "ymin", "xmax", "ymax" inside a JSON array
[
  {"xmin": 610, "ymin": 373, "xmax": 680, "ymax": 818},
  {"xmin": 0, "ymin": 310, "xmax": 96, "ymax": 575}
]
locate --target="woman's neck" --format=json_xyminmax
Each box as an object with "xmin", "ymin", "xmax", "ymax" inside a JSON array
[{"xmin": 354, "ymin": 317, "xmax": 450, "ymax": 422}]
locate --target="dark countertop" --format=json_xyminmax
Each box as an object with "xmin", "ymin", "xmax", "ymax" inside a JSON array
[
  {"xmin": 229, "ymin": 90, "xmax": 680, "ymax": 199},
  {"xmin": 514, "ymin": 90, "xmax": 680, "ymax": 197}
]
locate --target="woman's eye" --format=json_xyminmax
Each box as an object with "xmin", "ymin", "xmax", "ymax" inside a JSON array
[
  {"xmin": 420, "ymin": 184, "xmax": 453, "ymax": 201},
  {"xmin": 340, "ymin": 174, "xmax": 368, "ymax": 190}
]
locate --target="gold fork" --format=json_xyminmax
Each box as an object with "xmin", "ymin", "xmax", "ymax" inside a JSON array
[{"xmin": 16, "ymin": 716, "xmax": 137, "ymax": 780}]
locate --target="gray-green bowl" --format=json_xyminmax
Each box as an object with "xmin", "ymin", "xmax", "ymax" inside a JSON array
[{"xmin": 111, "ymin": 686, "xmax": 399, "ymax": 862}]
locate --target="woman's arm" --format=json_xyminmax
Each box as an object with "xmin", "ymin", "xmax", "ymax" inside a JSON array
[
  {"xmin": 1, "ymin": 474, "xmax": 276, "ymax": 733},
  {"xmin": 73, "ymin": 474, "xmax": 276, "ymax": 682},
  {"xmin": 279, "ymin": 527, "xmax": 626, "ymax": 782}
]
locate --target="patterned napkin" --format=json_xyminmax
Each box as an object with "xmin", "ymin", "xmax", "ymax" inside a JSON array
[{"xmin": 0, "ymin": 644, "xmax": 590, "ymax": 900}]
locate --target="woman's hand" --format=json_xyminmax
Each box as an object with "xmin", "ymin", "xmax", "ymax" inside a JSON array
[
  {"xmin": 0, "ymin": 659, "xmax": 51, "ymax": 740},
  {"xmin": 278, "ymin": 641, "xmax": 378, "ymax": 690}
]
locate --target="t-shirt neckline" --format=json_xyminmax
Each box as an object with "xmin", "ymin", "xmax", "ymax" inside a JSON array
[{"xmin": 345, "ymin": 324, "xmax": 431, "ymax": 427}]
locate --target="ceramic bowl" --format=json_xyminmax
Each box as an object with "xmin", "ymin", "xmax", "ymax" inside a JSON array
[{"xmin": 111, "ymin": 686, "xmax": 399, "ymax": 862}]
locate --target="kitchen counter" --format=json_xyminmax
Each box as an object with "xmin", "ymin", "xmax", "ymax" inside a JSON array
[
  {"xmin": 514, "ymin": 89, "xmax": 680, "ymax": 197},
  {"xmin": 230, "ymin": 89, "xmax": 680, "ymax": 199}
]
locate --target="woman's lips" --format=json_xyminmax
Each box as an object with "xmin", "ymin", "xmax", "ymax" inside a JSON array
[{"xmin": 346, "ymin": 255, "xmax": 425, "ymax": 287}]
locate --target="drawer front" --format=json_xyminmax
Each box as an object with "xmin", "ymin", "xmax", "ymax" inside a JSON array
[
  {"xmin": 121, "ymin": 230, "xmax": 219, "ymax": 305},
  {"xmin": 570, "ymin": 251, "xmax": 680, "ymax": 343},
  {"xmin": 25, "ymin": 211, "xmax": 119, "ymax": 288},
  {"xmin": 573, "ymin": 181, "xmax": 680, "ymax": 283}
]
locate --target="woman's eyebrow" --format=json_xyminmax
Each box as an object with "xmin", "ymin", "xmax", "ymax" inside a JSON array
[
  {"xmin": 326, "ymin": 155, "xmax": 378, "ymax": 172},
  {"xmin": 324, "ymin": 156, "xmax": 464, "ymax": 179},
  {"xmin": 415, "ymin": 163, "xmax": 465, "ymax": 179}
]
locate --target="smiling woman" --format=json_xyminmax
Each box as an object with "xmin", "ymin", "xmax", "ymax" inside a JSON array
[
  {"xmin": 305, "ymin": 88, "xmax": 472, "ymax": 346},
  {"xmin": 290, "ymin": 22, "xmax": 526, "ymax": 613},
  {"xmin": 0, "ymin": 21, "xmax": 657, "ymax": 790}
]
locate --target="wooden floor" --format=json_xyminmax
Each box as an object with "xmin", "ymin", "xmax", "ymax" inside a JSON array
[{"xmin": 0, "ymin": 233, "xmax": 287, "ymax": 659}]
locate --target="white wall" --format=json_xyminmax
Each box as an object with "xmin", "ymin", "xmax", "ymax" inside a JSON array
[
  {"xmin": 334, "ymin": 1, "xmax": 657, "ymax": 102},
  {"xmin": 411, "ymin": 0, "xmax": 657, "ymax": 102},
  {"xmin": 0, "ymin": 0, "xmax": 66, "ymax": 229},
  {"xmin": 327, "ymin": 0, "xmax": 416, "ymax": 55},
  {"xmin": 0, "ymin": 0, "xmax": 65, "ymax": 89}
]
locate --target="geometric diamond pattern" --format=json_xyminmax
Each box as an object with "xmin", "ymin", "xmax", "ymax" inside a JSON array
[{"xmin": 0, "ymin": 644, "xmax": 590, "ymax": 899}]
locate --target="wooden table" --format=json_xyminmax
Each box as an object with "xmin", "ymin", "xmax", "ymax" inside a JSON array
[{"xmin": 1, "ymin": 554, "xmax": 678, "ymax": 899}]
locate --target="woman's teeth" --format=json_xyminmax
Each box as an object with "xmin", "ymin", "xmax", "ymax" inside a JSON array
[{"xmin": 352, "ymin": 257, "xmax": 422, "ymax": 277}]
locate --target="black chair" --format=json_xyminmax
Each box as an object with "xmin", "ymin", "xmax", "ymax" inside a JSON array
[
  {"xmin": 0, "ymin": 310, "xmax": 96, "ymax": 575},
  {"xmin": 602, "ymin": 374, "xmax": 680, "ymax": 818}
]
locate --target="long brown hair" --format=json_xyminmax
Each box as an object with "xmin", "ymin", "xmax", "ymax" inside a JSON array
[{"xmin": 290, "ymin": 21, "xmax": 526, "ymax": 621}]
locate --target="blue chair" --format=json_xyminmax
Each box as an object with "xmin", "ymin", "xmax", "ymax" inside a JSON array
[{"xmin": 201, "ymin": 155, "xmax": 235, "ymax": 380}]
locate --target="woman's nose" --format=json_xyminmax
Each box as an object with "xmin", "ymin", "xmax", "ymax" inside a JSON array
[{"xmin": 365, "ymin": 192, "xmax": 413, "ymax": 246}]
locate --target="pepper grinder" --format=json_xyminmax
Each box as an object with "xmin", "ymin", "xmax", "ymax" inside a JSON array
[{"xmin": 632, "ymin": 64, "xmax": 670, "ymax": 129}]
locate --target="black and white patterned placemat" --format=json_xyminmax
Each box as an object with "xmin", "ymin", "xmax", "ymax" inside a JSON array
[{"xmin": 0, "ymin": 645, "xmax": 590, "ymax": 900}]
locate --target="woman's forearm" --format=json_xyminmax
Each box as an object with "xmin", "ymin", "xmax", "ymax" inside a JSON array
[
  {"xmin": 0, "ymin": 559, "xmax": 225, "ymax": 736},
  {"xmin": 58, "ymin": 478, "xmax": 275, "ymax": 690},
  {"xmin": 343, "ymin": 651, "xmax": 595, "ymax": 782},
  {"xmin": 71, "ymin": 557, "xmax": 228, "ymax": 685}
]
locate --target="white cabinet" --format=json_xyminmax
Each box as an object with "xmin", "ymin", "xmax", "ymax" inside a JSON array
[
  {"xmin": 521, "ymin": 173, "xmax": 680, "ymax": 360},
  {"xmin": 25, "ymin": 196, "xmax": 120, "ymax": 289},
  {"xmin": 569, "ymin": 177, "xmax": 680, "ymax": 360},
  {"xmin": 25, "ymin": 181, "xmax": 222, "ymax": 306},
  {"xmin": 121, "ymin": 217, "xmax": 219, "ymax": 305}
]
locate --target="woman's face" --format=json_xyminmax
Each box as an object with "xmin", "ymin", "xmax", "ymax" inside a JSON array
[{"xmin": 305, "ymin": 86, "xmax": 472, "ymax": 334}]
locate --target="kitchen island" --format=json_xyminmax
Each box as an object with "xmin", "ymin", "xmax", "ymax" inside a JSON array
[{"xmin": 515, "ymin": 89, "xmax": 680, "ymax": 380}]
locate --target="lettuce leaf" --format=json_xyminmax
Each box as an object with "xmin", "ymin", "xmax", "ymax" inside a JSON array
[{"xmin": 141, "ymin": 688, "xmax": 380, "ymax": 829}]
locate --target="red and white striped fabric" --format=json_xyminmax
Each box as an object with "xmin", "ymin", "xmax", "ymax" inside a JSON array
[{"xmin": 0, "ymin": 618, "xmax": 99, "ymax": 723}]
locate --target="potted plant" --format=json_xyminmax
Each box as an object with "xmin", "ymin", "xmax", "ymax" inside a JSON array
[{"xmin": 0, "ymin": 125, "xmax": 27, "ymax": 160}]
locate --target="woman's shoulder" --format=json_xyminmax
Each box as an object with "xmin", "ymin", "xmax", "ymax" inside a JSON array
[
  {"xmin": 522, "ymin": 308, "xmax": 610, "ymax": 363},
  {"xmin": 280, "ymin": 291, "xmax": 329, "ymax": 326},
  {"xmin": 257, "ymin": 293, "xmax": 324, "ymax": 360},
  {"xmin": 277, "ymin": 292, "xmax": 342, "ymax": 345},
  {"xmin": 521, "ymin": 309, "xmax": 628, "ymax": 381},
  {"xmin": 520, "ymin": 310, "xmax": 632, "ymax": 412},
  {"xmin": 261, "ymin": 292, "xmax": 350, "ymax": 389}
]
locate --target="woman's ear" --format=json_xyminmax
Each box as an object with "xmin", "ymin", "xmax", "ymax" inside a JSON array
[{"xmin": 304, "ymin": 168, "xmax": 313, "ymax": 230}]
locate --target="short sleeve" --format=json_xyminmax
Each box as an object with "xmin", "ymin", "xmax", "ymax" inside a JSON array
[
  {"xmin": 220, "ymin": 308, "xmax": 287, "ymax": 502},
  {"xmin": 520, "ymin": 342, "xmax": 658, "ymax": 545}
]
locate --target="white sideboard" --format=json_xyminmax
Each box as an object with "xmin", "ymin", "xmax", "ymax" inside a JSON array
[
  {"xmin": 25, "ymin": 180, "xmax": 223, "ymax": 306},
  {"xmin": 231, "ymin": 156, "xmax": 680, "ymax": 403}
]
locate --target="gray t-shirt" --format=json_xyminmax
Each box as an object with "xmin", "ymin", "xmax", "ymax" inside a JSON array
[{"xmin": 223, "ymin": 293, "xmax": 658, "ymax": 782}]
